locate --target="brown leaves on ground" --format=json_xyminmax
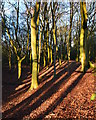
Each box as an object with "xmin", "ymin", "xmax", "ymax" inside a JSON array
[{"xmin": 2, "ymin": 61, "xmax": 96, "ymax": 119}]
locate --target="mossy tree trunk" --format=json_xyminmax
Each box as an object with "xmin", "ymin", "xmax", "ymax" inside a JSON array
[
  {"xmin": 30, "ymin": 2, "xmax": 40, "ymax": 90},
  {"xmin": 17, "ymin": 56, "xmax": 25, "ymax": 79},
  {"xmin": 80, "ymin": 2, "xmax": 88, "ymax": 72}
]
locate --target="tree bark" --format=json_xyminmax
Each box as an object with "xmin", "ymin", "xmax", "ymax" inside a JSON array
[
  {"xmin": 80, "ymin": 2, "xmax": 88, "ymax": 72},
  {"xmin": 30, "ymin": 2, "xmax": 40, "ymax": 90}
]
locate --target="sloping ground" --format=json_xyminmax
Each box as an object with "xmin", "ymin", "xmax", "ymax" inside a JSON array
[{"xmin": 2, "ymin": 61, "xmax": 96, "ymax": 119}]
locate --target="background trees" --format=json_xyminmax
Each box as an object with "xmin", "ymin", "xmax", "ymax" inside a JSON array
[{"xmin": 1, "ymin": 1, "xmax": 96, "ymax": 88}]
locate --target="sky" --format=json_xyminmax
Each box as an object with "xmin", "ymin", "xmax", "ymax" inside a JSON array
[{"xmin": 3, "ymin": 0, "xmax": 26, "ymax": 16}]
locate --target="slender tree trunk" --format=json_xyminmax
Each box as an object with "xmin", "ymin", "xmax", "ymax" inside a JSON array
[
  {"xmin": 53, "ymin": 28, "xmax": 56, "ymax": 77},
  {"xmin": 64, "ymin": 25, "xmax": 67, "ymax": 60},
  {"xmin": 50, "ymin": 31, "xmax": 53, "ymax": 64},
  {"xmin": 38, "ymin": 26, "xmax": 42, "ymax": 73},
  {"xmin": 50, "ymin": 47, "xmax": 53, "ymax": 64},
  {"xmin": 43, "ymin": 30, "xmax": 46, "ymax": 67},
  {"xmin": 78, "ymin": 16, "xmax": 80, "ymax": 62},
  {"xmin": 67, "ymin": 2, "xmax": 73, "ymax": 61},
  {"xmin": 52, "ymin": 4, "xmax": 56, "ymax": 77},
  {"xmin": 18, "ymin": 59, "xmax": 21, "ymax": 79},
  {"xmin": 8, "ymin": 45, "xmax": 11, "ymax": 70},
  {"xmin": 59, "ymin": 45, "xmax": 61, "ymax": 66},
  {"xmin": 9, "ymin": 49, "xmax": 11, "ymax": 70},
  {"xmin": 29, "ymin": 48, "xmax": 32, "ymax": 71},
  {"xmin": 43, "ymin": 4, "xmax": 47, "ymax": 67},
  {"xmin": 26, "ymin": 14, "xmax": 30, "ymax": 64},
  {"xmin": 77, "ymin": 16, "xmax": 80, "ymax": 62},
  {"xmin": 46, "ymin": 22, "xmax": 50, "ymax": 69}
]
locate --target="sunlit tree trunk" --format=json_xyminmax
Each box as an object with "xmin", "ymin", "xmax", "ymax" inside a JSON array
[
  {"xmin": 76, "ymin": 16, "xmax": 80, "ymax": 62},
  {"xmin": 59, "ymin": 34, "xmax": 62, "ymax": 66},
  {"xmin": 36, "ymin": 7, "xmax": 40, "ymax": 60},
  {"xmin": 51, "ymin": 47, "xmax": 53, "ymax": 64},
  {"xmin": 26, "ymin": 13, "xmax": 30, "ymax": 64},
  {"xmin": 38, "ymin": 26, "xmax": 42, "ymax": 73},
  {"xmin": 9, "ymin": 47, "xmax": 11, "ymax": 70},
  {"xmin": 50, "ymin": 30, "xmax": 53, "ymax": 64},
  {"xmin": 43, "ymin": 29, "xmax": 46, "ymax": 67},
  {"xmin": 61, "ymin": 35, "xmax": 63, "ymax": 60},
  {"xmin": 51, "ymin": 3, "xmax": 56, "ymax": 77},
  {"xmin": 59, "ymin": 45, "xmax": 61, "ymax": 66},
  {"xmin": 6, "ymin": 28, "xmax": 26, "ymax": 79},
  {"xmin": 80, "ymin": 2, "xmax": 88, "ymax": 72},
  {"xmin": 18, "ymin": 59, "xmax": 21, "ymax": 79},
  {"xmin": 64, "ymin": 25, "xmax": 67, "ymax": 60},
  {"xmin": 46, "ymin": 22, "xmax": 50, "ymax": 69},
  {"xmin": 56, "ymin": 26, "xmax": 58, "ymax": 61},
  {"xmin": 29, "ymin": 47, "xmax": 32, "ymax": 71},
  {"xmin": 67, "ymin": 2, "xmax": 73, "ymax": 60},
  {"xmin": 42, "ymin": 4, "xmax": 47, "ymax": 67},
  {"xmin": 15, "ymin": 0, "xmax": 20, "ymax": 48},
  {"xmin": 53, "ymin": 27, "xmax": 56, "ymax": 77},
  {"xmin": 30, "ymin": 2, "xmax": 40, "ymax": 90},
  {"xmin": 2, "ymin": 6, "xmax": 26, "ymax": 79},
  {"xmin": 17, "ymin": 56, "xmax": 25, "ymax": 79}
]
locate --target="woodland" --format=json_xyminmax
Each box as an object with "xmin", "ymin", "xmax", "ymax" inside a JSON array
[{"xmin": 1, "ymin": 0, "xmax": 96, "ymax": 119}]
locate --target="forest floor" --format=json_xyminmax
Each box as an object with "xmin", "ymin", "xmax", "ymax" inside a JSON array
[{"xmin": 2, "ymin": 60, "xmax": 96, "ymax": 119}]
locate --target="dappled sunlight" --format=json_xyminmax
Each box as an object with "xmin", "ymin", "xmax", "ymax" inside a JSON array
[
  {"xmin": 15, "ymin": 81, "xmax": 31, "ymax": 91},
  {"xmin": 2, "ymin": 60, "xmax": 95, "ymax": 119},
  {"xmin": 39, "ymin": 61, "xmax": 67, "ymax": 79},
  {"xmin": 2, "ymin": 0, "xmax": 96, "ymax": 119}
]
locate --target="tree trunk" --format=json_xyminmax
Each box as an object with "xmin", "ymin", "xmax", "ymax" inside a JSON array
[
  {"xmin": 30, "ymin": 2, "xmax": 40, "ymax": 90},
  {"xmin": 80, "ymin": 2, "xmax": 88, "ymax": 72},
  {"xmin": 29, "ymin": 48, "xmax": 32, "ymax": 72},
  {"xmin": 46, "ymin": 22, "xmax": 50, "ymax": 69},
  {"xmin": 18, "ymin": 60, "xmax": 21, "ymax": 79},
  {"xmin": 50, "ymin": 31, "xmax": 53, "ymax": 64},
  {"xmin": 9, "ymin": 48, "xmax": 11, "ymax": 70},
  {"xmin": 59, "ymin": 45, "xmax": 61, "ymax": 66},
  {"xmin": 51, "ymin": 3, "xmax": 56, "ymax": 77},
  {"xmin": 53, "ymin": 28, "xmax": 56, "ymax": 77},
  {"xmin": 38, "ymin": 26, "xmax": 42, "ymax": 73},
  {"xmin": 67, "ymin": 2, "xmax": 73, "ymax": 61},
  {"xmin": 18, "ymin": 55, "xmax": 26, "ymax": 79}
]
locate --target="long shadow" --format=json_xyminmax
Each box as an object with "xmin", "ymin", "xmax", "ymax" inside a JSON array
[
  {"xmin": 8, "ymin": 77, "xmax": 32, "ymax": 100},
  {"xmin": 2, "ymin": 67, "xmax": 31, "ymax": 104},
  {"xmin": 38, "ymin": 61, "xmax": 69, "ymax": 84},
  {"xmin": 2, "ymin": 62, "xmax": 71, "ymax": 118},
  {"xmin": 36, "ymin": 73, "xmax": 84, "ymax": 119},
  {"xmin": 2, "ymin": 62, "xmax": 80, "ymax": 119},
  {"xmin": 7, "ymin": 84, "xmax": 30, "ymax": 101},
  {"xmin": 39, "ymin": 61, "xmax": 66, "ymax": 79},
  {"xmin": 3, "ymin": 61, "xmax": 67, "ymax": 104},
  {"xmin": 2, "ymin": 61, "xmax": 74, "ymax": 118}
]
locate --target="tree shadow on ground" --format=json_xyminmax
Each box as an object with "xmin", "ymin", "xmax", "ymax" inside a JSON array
[
  {"xmin": 2, "ymin": 61, "xmax": 81, "ymax": 119},
  {"xmin": 36, "ymin": 73, "xmax": 84, "ymax": 119},
  {"xmin": 2, "ymin": 65, "xmax": 31, "ymax": 104}
]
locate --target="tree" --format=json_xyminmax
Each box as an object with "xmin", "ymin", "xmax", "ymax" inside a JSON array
[
  {"xmin": 80, "ymin": 1, "xmax": 88, "ymax": 72},
  {"xmin": 30, "ymin": 2, "xmax": 40, "ymax": 90},
  {"xmin": 67, "ymin": 2, "xmax": 73, "ymax": 61},
  {"xmin": 51, "ymin": 2, "xmax": 57, "ymax": 77}
]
